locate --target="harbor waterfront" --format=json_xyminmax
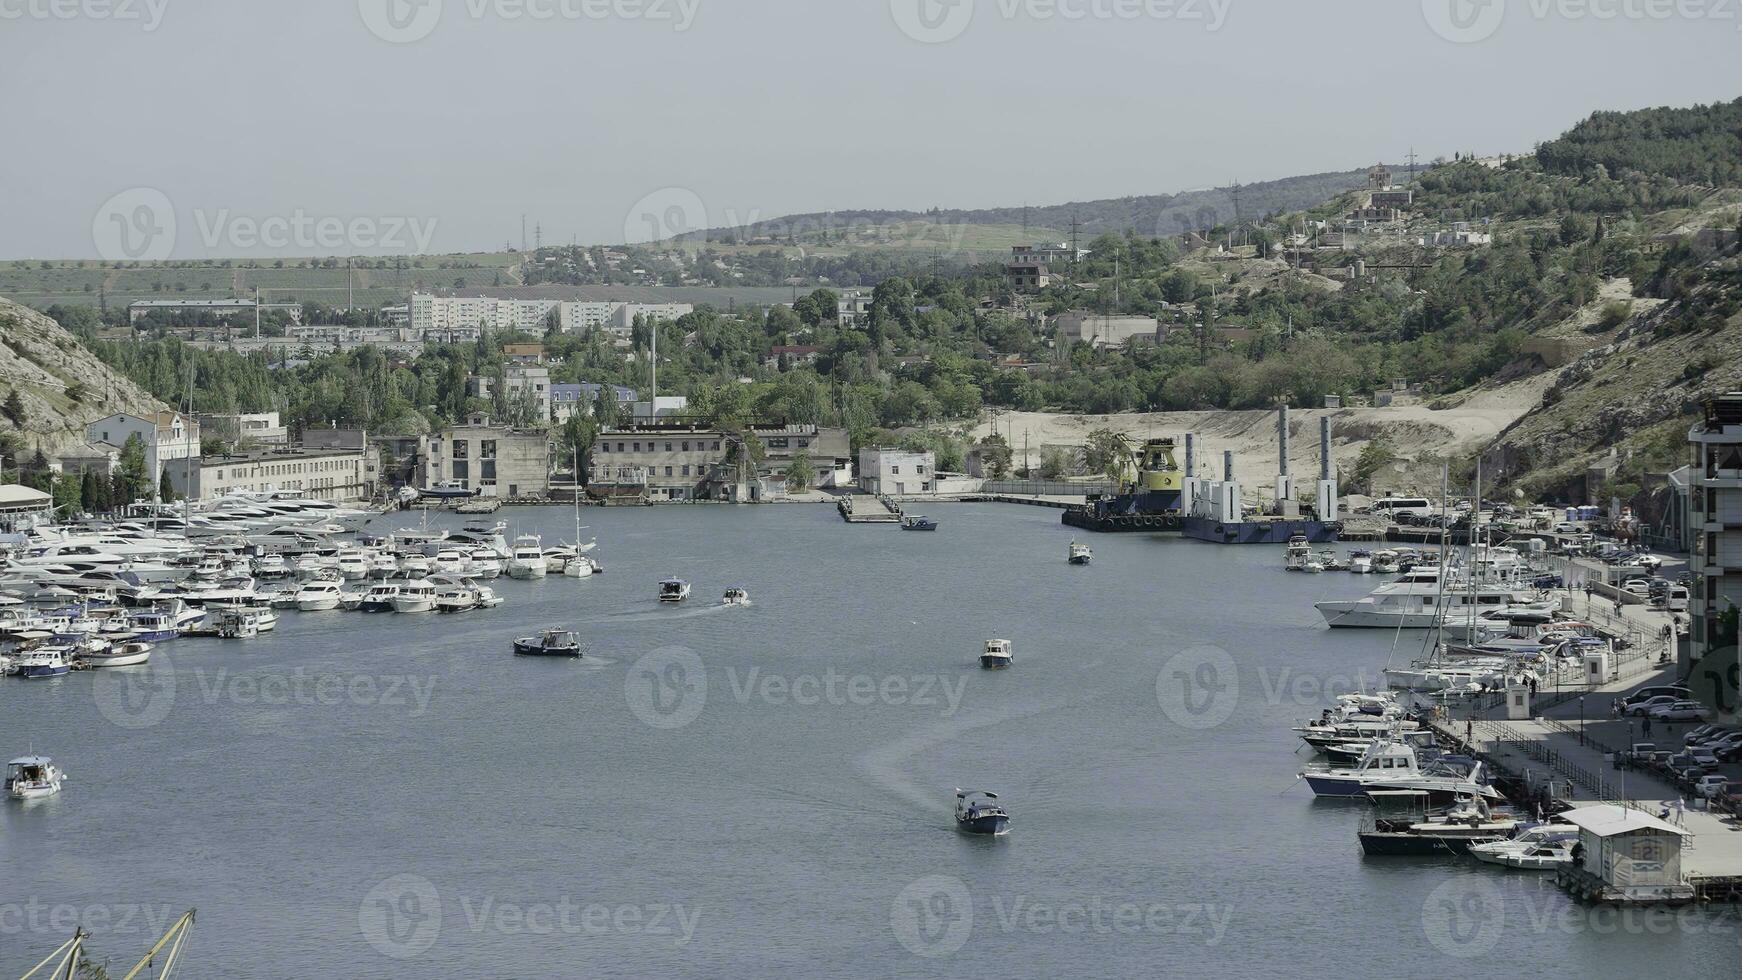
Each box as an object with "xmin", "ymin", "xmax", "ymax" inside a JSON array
[{"xmin": 3, "ymin": 504, "xmax": 1738, "ymax": 977}]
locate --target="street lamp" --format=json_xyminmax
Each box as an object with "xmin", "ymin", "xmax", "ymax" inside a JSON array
[{"xmin": 1578, "ymin": 696, "xmax": 1586, "ymax": 746}]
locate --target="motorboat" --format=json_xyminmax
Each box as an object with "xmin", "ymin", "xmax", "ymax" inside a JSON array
[
  {"xmin": 954, "ymin": 790, "xmax": 1010, "ymax": 836},
  {"xmin": 563, "ymin": 555, "xmax": 599, "ymax": 578},
  {"xmin": 80, "ymin": 641, "xmax": 152, "ymax": 668},
  {"xmin": 900, "ymin": 515, "xmax": 938, "ymax": 531},
  {"xmin": 416, "ymin": 479, "xmax": 479, "ymax": 500},
  {"xmin": 124, "ymin": 609, "xmax": 180, "ymax": 642},
  {"xmin": 392, "ymin": 581, "xmax": 438, "ymax": 613},
  {"xmin": 1285, "ymin": 534, "xmax": 1313, "ymax": 571},
  {"xmin": 399, "ymin": 554, "xmax": 433, "ymax": 577},
  {"xmin": 213, "ymin": 607, "xmax": 268, "ymax": 639},
  {"xmin": 12, "ymin": 648, "xmax": 72, "ymax": 678},
  {"xmin": 358, "ymin": 585, "xmax": 400, "ymax": 614},
  {"xmin": 1349, "ymin": 550, "xmax": 1374, "ymax": 574},
  {"xmin": 506, "ymin": 535, "xmax": 547, "ymax": 580},
  {"xmin": 1316, "ymin": 567, "xmax": 1535, "ymax": 629},
  {"xmin": 722, "ymin": 588, "xmax": 750, "ymax": 607},
  {"xmin": 512, "ymin": 627, "xmax": 581, "ymax": 658},
  {"xmin": 335, "ymin": 551, "xmax": 373, "ymax": 581},
  {"xmin": 252, "ymin": 554, "xmax": 291, "ymax": 579},
  {"xmin": 659, "ymin": 578, "xmax": 691, "ymax": 603},
  {"xmin": 1469, "ymin": 824, "xmax": 1581, "ymax": 869},
  {"xmin": 432, "ymin": 549, "xmax": 471, "ymax": 576},
  {"xmin": 980, "ymin": 638, "xmax": 1013, "ymax": 670},
  {"xmin": 473, "ymin": 586, "xmax": 504, "ymax": 609},
  {"xmin": 293, "ymin": 581, "xmax": 346, "ymax": 612},
  {"xmin": 1319, "ymin": 551, "xmax": 1349, "ymax": 572},
  {"xmin": 465, "ymin": 549, "xmax": 504, "ymax": 579},
  {"xmin": 1068, "ymin": 542, "xmax": 1093, "ymax": 566},
  {"xmin": 1357, "ymin": 794, "xmax": 1519, "ymax": 856},
  {"xmin": 434, "ymin": 587, "xmax": 477, "ymax": 613},
  {"xmin": 5, "ymin": 756, "xmax": 66, "ymax": 800}
]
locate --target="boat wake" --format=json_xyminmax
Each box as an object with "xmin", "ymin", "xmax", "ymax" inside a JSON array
[{"xmin": 855, "ymin": 696, "xmax": 1082, "ymax": 818}]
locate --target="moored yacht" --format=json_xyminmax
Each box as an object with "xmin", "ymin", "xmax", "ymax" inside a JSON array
[
  {"xmin": 506, "ymin": 535, "xmax": 546, "ymax": 580},
  {"xmin": 392, "ymin": 581, "xmax": 438, "ymax": 613},
  {"xmin": 5, "ymin": 756, "xmax": 66, "ymax": 800}
]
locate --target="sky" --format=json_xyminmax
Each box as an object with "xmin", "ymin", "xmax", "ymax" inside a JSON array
[{"xmin": 1, "ymin": 0, "xmax": 1739, "ymax": 259}]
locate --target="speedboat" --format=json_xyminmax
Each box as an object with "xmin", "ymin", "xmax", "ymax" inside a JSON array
[
  {"xmin": 416, "ymin": 479, "xmax": 479, "ymax": 500},
  {"xmin": 659, "ymin": 578, "xmax": 691, "ymax": 603},
  {"xmin": 1469, "ymin": 823, "xmax": 1580, "ymax": 869},
  {"xmin": 1300, "ymin": 738, "xmax": 1433, "ymax": 798},
  {"xmin": 954, "ymin": 790, "xmax": 1010, "ymax": 836},
  {"xmin": 900, "ymin": 515, "xmax": 938, "ymax": 531},
  {"xmin": 5, "ymin": 756, "xmax": 66, "ymax": 800},
  {"xmin": 980, "ymin": 638, "xmax": 1013, "ymax": 670},
  {"xmin": 293, "ymin": 581, "xmax": 346, "ymax": 612},
  {"xmin": 1357, "ymin": 794, "xmax": 1519, "ymax": 855},
  {"xmin": 213, "ymin": 607, "xmax": 268, "ymax": 639},
  {"xmin": 392, "ymin": 581, "xmax": 438, "ymax": 614},
  {"xmin": 1068, "ymin": 542, "xmax": 1093, "ymax": 566},
  {"xmin": 432, "ymin": 550, "xmax": 470, "ymax": 576},
  {"xmin": 124, "ymin": 609, "xmax": 180, "ymax": 642},
  {"xmin": 335, "ymin": 551, "xmax": 373, "ymax": 581},
  {"xmin": 81, "ymin": 641, "xmax": 152, "ymax": 668},
  {"xmin": 1348, "ymin": 550, "xmax": 1373, "ymax": 574},
  {"xmin": 722, "ymin": 588, "xmax": 750, "ymax": 607},
  {"xmin": 465, "ymin": 549, "xmax": 504, "ymax": 579},
  {"xmin": 506, "ymin": 535, "xmax": 547, "ymax": 580},
  {"xmin": 358, "ymin": 584, "xmax": 400, "ymax": 614},
  {"xmin": 473, "ymin": 586, "xmax": 504, "ymax": 609},
  {"xmin": 512, "ymin": 627, "xmax": 581, "ymax": 658},
  {"xmin": 1285, "ymin": 534, "xmax": 1312, "ymax": 571}
]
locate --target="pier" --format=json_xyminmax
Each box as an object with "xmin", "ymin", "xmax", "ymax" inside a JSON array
[{"xmin": 836, "ymin": 494, "xmax": 900, "ymax": 523}]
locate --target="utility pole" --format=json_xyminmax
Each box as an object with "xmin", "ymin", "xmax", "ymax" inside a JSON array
[
  {"xmin": 1231, "ymin": 180, "xmax": 1242, "ymax": 232},
  {"xmin": 1069, "ymin": 212, "xmax": 1081, "ymax": 271},
  {"xmin": 1407, "ymin": 147, "xmax": 1418, "ymax": 186},
  {"xmin": 521, "ymin": 214, "xmax": 527, "ymax": 252}
]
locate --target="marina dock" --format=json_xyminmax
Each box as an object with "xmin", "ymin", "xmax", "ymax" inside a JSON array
[{"xmin": 836, "ymin": 494, "xmax": 900, "ymax": 523}]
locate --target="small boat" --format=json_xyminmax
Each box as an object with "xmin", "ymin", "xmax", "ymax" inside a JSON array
[
  {"xmin": 5, "ymin": 756, "xmax": 66, "ymax": 800},
  {"xmin": 392, "ymin": 581, "xmax": 438, "ymax": 614},
  {"xmin": 722, "ymin": 588, "xmax": 750, "ymax": 606},
  {"xmin": 473, "ymin": 586, "xmax": 504, "ymax": 609},
  {"xmin": 124, "ymin": 610, "xmax": 180, "ymax": 642},
  {"xmin": 1349, "ymin": 551, "xmax": 1374, "ymax": 575},
  {"xmin": 416, "ymin": 479, "xmax": 480, "ymax": 500},
  {"xmin": 954, "ymin": 789, "xmax": 1011, "ymax": 836},
  {"xmin": 80, "ymin": 641, "xmax": 152, "ymax": 668},
  {"xmin": 434, "ymin": 587, "xmax": 477, "ymax": 613},
  {"xmin": 512, "ymin": 627, "xmax": 581, "ymax": 658},
  {"xmin": 980, "ymin": 638, "xmax": 1013, "ymax": 670},
  {"xmin": 1285, "ymin": 534, "xmax": 1312, "ymax": 571},
  {"xmin": 659, "ymin": 578, "xmax": 691, "ymax": 603},
  {"xmin": 900, "ymin": 515, "xmax": 938, "ymax": 531},
  {"xmin": 1469, "ymin": 823, "xmax": 1580, "ymax": 870},
  {"xmin": 563, "ymin": 555, "xmax": 598, "ymax": 578},
  {"xmin": 13, "ymin": 648, "xmax": 71, "ymax": 678},
  {"xmin": 1068, "ymin": 542, "xmax": 1093, "ymax": 566},
  {"xmin": 214, "ymin": 608, "xmax": 267, "ymax": 639}
]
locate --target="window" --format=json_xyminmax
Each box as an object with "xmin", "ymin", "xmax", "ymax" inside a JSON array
[
  {"xmin": 482, "ymin": 440, "xmax": 498, "ymax": 460},
  {"xmin": 665, "ymin": 442, "xmax": 673, "ymax": 452},
  {"xmin": 617, "ymin": 443, "xmax": 625, "ymax": 453},
  {"xmin": 682, "ymin": 442, "xmax": 690, "ymax": 452},
  {"xmin": 633, "ymin": 443, "xmax": 641, "ymax": 452},
  {"xmin": 482, "ymin": 461, "xmax": 497, "ymax": 480},
  {"xmin": 682, "ymin": 465, "xmax": 691, "ymax": 476},
  {"xmin": 664, "ymin": 466, "xmax": 674, "ymax": 477},
  {"xmin": 712, "ymin": 441, "xmax": 721, "ymax": 451},
  {"xmin": 892, "ymin": 465, "xmax": 900, "ymax": 474},
  {"xmin": 453, "ymin": 440, "xmax": 469, "ymax": 460}
]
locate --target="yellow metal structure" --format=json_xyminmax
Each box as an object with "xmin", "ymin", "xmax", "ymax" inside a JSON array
[{"xmin": 1135, "ymin": 438, "xmax": 1183, "ymax": 492}]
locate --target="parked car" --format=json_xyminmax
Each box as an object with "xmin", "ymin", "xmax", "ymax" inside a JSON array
[
  {"xmin": 1685, "ymin": 724, "xmax": 1725, "ymax": 745},
  {"xmin": 1686, "ymin": 746, "xmax": 1721, "ymax": 769},
  {"xmin": 1694, "ymin": 775, "xmax": 1734, "ymax": 800},
  {"xmin": 1623, "ymin": 686, "xmax": 1691, "ymax": 708},
  {"xmin": 1648, "ymin": 700, "xmax": 1711, "ymax": 722},
  {"xmin": 1554, "ymin": 522, "xmax": 1579, "ymax": 534},
  {"xmin": 1628, "ymin": 695, "xmax": 1682, "ymax": 717},
  {"xmin": 1622, "ymin": 580, "xmax": 1653, "ymax": 598},
  {"xmin": 1704, "ymin": 732, "xmax": 1742, "ymax": 762}
]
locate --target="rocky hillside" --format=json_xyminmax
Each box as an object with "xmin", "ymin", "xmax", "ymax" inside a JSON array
[{"xmin": 0, "ymin": 296, "xmax": 171, "ymax": 462}]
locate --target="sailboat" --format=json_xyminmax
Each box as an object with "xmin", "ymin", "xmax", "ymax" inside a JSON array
[{"xmin": 563, "ymin": 450, "xmax": 600, "ymax": 578}]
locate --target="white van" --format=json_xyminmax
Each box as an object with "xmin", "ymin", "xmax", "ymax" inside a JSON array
[
  {"xmin": 1369, "ymin": 497, "xmax": 1437, "ymax": 520},
  {"xmin": 1668, "ymin": 585, "xmax": 1689, "ymax": 613}
]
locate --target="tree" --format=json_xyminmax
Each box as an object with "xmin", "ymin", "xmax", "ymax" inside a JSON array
[
  {"xmin": 786, "ymin": 450, "xmax": 815, "ymax": 490},
  {"xmin": 1083, "ymin": 428, "xmax": 1135, "ymax": 485},
  {"xmin": 977, "ymin": 433, "xmax": 1014, "ymax": 479},
  {"xmin": 52, "ymin": 473, "xmax": 82, "ymax": 516},
  {"xmin": 159, "ymin": 469, "xmax": 178, "ymax": 503},
  {"xmin": 593, "ymin": 386, "xmax": 622, "ymax": 430},
  {"xmin": 115, "ymin": 433, "xmax": 149, "ymax": 504},
  {"xmin": 1039, "ymin": 447, "xmax": 1070, "ymax": 479},
  {"xmin": 2, "ymin": 389, "xmax": 24, "ymax": 425}
]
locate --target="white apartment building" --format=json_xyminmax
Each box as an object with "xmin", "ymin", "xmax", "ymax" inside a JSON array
[
  {"xmin": 1690, "ymin": 392, "xmax": 1742, "ymax": 724},
  {"xmin": 858, "ymin": 448, "xmax": 935, "ymax": 496},
  {"xmin": 167, "ymin": 446, "xmax": 373, "ymax": 503},
  {"xmin": 86, "ymin": 412, "xmax": 201, "ymax": 495},
  {"xmin": 410, "ymin": 294, "xmax": 560, "ymax": 337}
]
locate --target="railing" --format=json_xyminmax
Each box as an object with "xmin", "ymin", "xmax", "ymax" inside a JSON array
[{"xmin": 979, "ymin": 480, "xmax": 1116, "ymax": 498}]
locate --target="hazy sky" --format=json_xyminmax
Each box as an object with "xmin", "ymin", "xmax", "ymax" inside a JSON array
[{"xmin": 2, "ymin": 0, "xmax": 1739, "ymax": 258}]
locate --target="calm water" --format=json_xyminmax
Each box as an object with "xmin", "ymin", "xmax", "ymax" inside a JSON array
[{"xmin": 2, "ymin": 504, "xmax": 1736, "ymax": 978}]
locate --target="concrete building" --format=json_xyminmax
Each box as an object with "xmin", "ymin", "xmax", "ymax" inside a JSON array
[
  {"xmin": 503, "ymin": 365, "xmax": 552, "ymax": 422},
  {"xmin": 167, "ymin": 446, "xmax": 373, "ymax": 503},
  {"xmin": 604, "ymin": 303, "xmax": 693, "ymax": 340},
  {"xmin": 85, "ymin": 412, "xmax": 201, "ymax": 495},
  {"xmin": 632, "ymin": 396, "xmax": 690, "ymax": 421},
  {"xmin": 753, "ymin": 424, "xmax": 853, "ymax": 489},
  {"xmin": 590, "ymin": 423, "xmax": 731, "ymax": 501},
  {"xmin": 1689, "ymin": 392, "xmax": 1742, "ymax": 723},
  {"xmin": 838, "ymin": 291, "xmax": 872, "ymax": 327},
  {"xmin": 859, "ymin": 448, "xmax": 935, "ymax": 495},
  {"xmin": 0, "ymin": 484, "xmax": 54, "ymax": 531},
  {"xmin": 1052, "ymin": 312, "xmax": 1161, "ymax": 349},
  {"xmin": 763, "ymin": 345, "xmax": 822, "ymax": 369},
  {"xmin": 420, "ymin": 414, "xmax": 552, "ymax": 499},
  {"xmin": 410, "ymin": 293, "xmax": 559, "ymax": 336},
  {"xmin": 198, "ymin": 411, "xmax": 289, "ymax": 447},
  {"xmin": 128, "ymin": 299, "xmax": 302, "ymax": 324},
  {"xmin": 551, "ymin": 383, "xmax": 636, "ymax": 424},
  {"xmin": 51, "ymin": 442, "xmax": 121, "ymax": 478}
]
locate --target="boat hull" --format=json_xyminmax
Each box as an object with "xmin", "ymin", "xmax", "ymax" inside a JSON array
[
  {"xmin": 956, "ymin": 814, "xmax": 1011, "ymax": 836},
  {"xmin": 513, "ymin": 639, "xmax": 581, "ymax": 658},
  {"xmin": 979, "ymin": 656, "xmax": 1013, "ymax": 670}
]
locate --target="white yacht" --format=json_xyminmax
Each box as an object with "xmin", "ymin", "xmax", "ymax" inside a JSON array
[
  {"xmin": 293, "ymin": 581, "xmax": 347, "ymax": 612},
  {"xmin": 392, "ymin": 581, "xmax": 438, "ymax": 613},
  {"xmin": 506, "ymin": 535, "xmax": 547, "ymax": 580},
  {"xmin": 1469, "ymin": 824, "xmax": 1580, "ymax": 869},
  {"xmin": 1316, "ymin": 567, "xmax": 1534, "ymax": 629},
  {"xmin": 434, "ymin": 586, "xmax": 477, "ymax": 613},
  {"xmin": 432, "ymin": 550, "xmax": 471, "ymax": 576}
]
